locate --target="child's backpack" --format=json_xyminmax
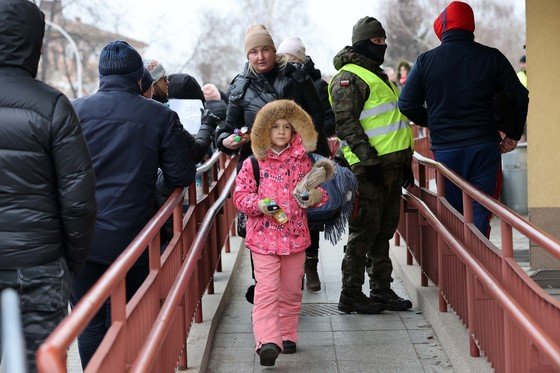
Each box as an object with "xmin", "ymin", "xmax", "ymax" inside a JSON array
[{"xmin": 249, "ymin": 153, "xmax": 358, "ymax": 244}]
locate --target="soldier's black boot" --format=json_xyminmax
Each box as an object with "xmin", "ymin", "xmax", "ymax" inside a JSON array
[
  {"xmin": 370, "ymin": 288, "xmax": 413, "ymax": 311},
  {"xmin": 305, "ymin": 256, "xmax": 321, "ymax": 291},
  {"xmin": 338, "ymin": 289, "xmax": 386, "ymax": 314}
]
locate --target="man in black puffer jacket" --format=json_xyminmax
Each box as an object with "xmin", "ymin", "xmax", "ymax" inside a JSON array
[
  {"xmin": 71, "ymin": 41, "xmax": 196, "ymax": 368},
  {"xmin": 0, "ymin": 1, "xmax": 97, "ymax": 371}
]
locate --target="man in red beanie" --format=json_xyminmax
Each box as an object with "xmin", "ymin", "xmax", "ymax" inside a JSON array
[{"xmin": 398, "ymin": 1, "xmax": 529, "ymax": 236}]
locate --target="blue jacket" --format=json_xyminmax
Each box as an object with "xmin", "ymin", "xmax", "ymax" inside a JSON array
[
  {"xmin": 398, "ymin": 30, "xmax": 529, "ymax": 150},
  {"xmin": 73, "ymin": 75, "xmax": 196, "ymax": 265}
]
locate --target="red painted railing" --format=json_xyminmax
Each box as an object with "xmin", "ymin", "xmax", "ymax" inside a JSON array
[
  {"xmin": 398, "ymin": 151, "xmax": 560, "ymax": 372},
  {"xmin": 36, "ymin": 152, "xmax": 238, "ymax": 372}
]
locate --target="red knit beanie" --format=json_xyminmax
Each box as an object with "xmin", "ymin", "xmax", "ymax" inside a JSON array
[{"xmin": 433, "ymin": 1, "xmax": 475, "ymax": 41}]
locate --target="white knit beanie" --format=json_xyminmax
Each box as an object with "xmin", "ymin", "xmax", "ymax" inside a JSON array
[
  {"xmin": 277, "ymin": 37, "xmax": 306, "ymax": 64},
  {"xmin": 143, "ymin": 59, "xmax": 167, "ymax": 82}
]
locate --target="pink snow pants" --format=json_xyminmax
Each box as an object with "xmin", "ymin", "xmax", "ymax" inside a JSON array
[{"xmin": 251, "ymin": 250, "xmax": 306, "ymax": 351}]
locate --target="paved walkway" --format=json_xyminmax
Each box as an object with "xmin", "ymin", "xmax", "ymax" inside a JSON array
[{"xmin": 205, "ymin": 233, "xmax": 454, "ymax": 373}]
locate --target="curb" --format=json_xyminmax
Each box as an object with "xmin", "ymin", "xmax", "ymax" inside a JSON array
[
  {"xmin": 390, "ymin": 243, "xmax": 493, "ymax": 372},
  {"xmin": 180, "ymin": 236, "xmax": 245, "ymax": 372}
]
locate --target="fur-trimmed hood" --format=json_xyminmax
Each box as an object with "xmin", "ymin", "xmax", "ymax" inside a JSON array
[{"xmin": 251, "ymin": 99, "xmax": 317, "ymax": 160}]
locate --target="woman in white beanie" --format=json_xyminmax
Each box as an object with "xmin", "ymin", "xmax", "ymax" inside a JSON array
[{"xmin": 276, "ymin": 36, "xmax": 337, "ymax": 292}]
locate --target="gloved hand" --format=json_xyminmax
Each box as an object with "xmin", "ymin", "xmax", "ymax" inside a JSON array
[
  {"xmin": 363, "ymin": 164, "xmax": 383, "ymax": 186},
  {"xmin": 200, "ymin": 108, "xmax": 221, "ymax": 130},
  {"xmin": 402, "ymin": 166, "xmax": 414, "ymax": 188},
  {"xmin": 306, "ymin": 188, "xmax": 323, "ymax": 207},
  {"xmin": 258, "ymin": 199, "xmax": 278, "ymax": 216},
  {"xmin": 294, "ymin": 188, "xmax": 323, "ymax": 208}
]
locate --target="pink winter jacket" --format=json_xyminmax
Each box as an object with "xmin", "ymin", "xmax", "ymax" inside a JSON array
[{"xmin": 233, "ymin": 135, "xmax": 328, "ymax": 255}]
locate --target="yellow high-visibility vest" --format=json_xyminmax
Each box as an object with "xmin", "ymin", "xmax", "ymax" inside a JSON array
[{"xmin": 329, "ymin": 63, "xmax": 413, "ymax": 166}]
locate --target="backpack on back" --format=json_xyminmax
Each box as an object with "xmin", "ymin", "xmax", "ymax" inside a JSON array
[{"xmin": 250, "ymin": 153, "xmax": 358, "ymax": 244}]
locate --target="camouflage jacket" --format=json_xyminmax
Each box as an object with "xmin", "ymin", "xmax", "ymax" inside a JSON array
[{"xmin": 329, "ymin": 46, "xmax": 410, "ymax": 168}]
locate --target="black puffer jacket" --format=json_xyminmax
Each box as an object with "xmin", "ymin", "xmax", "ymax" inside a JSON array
[
  {"xmin": 304, "ymin": 57, "xmax": 336, "ymax": 137},
  {"xmin": 0, "ymin": 0, "xmax": 97, "ymax": 273},
  {"xmin": 217, "ymin": 61, "xmax": 327, "ymax": 161}
]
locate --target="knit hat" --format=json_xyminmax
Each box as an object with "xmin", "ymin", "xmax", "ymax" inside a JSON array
[
  {"xmin": 140, "ymin": 67, "xmax": 153, "ymax": 94},
  {"xmin": 277, "ymin": 37, "xmax": 306, "ymax": 64},
  {"xmin": 244, "ymin": 24, "xmax": 275, "ymax": 56},
  {"xmin": 202, "ymin": 83, "xmax": 221, "ymax": 101},
  {"xmin": 433, "ymin": 1, "xmax": 475, "ymax": 41},
  {"xmin": 98, "ymin": 40, "xmax": 144, "ymax": 81},
  {"xmin": 352, "ymin": 17, "xmax": 386, "ymax": 45},
  {"xmin": 144, "ymin": 59, "xmax": 167, "ymax": 82}
]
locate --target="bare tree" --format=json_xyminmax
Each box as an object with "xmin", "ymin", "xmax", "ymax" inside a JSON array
[
  {"xmin": 179, "ymin": 0, "xmax": 313, "ymax": 91},
  {"xmin": 34, "ymin": 0, "xmax": 144, "ymax": 98},
  {"xmin": 379, "ymin": 0, "xmax": 524, "ymax": 69}
]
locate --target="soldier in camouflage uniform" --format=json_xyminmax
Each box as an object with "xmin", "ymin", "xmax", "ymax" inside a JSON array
[
  {"xmin": 0, "ymin": 1, "xmax": 97, "ymax": 371},
  {"xmin": 328, "ymin": 17, "xmax": 414, "ymax": 314}
]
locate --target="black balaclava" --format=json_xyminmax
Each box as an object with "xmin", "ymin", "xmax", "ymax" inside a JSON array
[{"xmin": 353, "ymin": 39, "xmax": 387, "ymax": 65}]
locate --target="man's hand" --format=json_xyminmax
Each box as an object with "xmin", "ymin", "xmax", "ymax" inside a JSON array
[
  {"xmin": 200, "ymin": 109, "xmax": 220, "ymax": 130},
  {"xmin": 500, "ymin": 136, "xmax": 518, "ymax": 154}
]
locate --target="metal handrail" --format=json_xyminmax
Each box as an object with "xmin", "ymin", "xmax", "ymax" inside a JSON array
[
  {"xmin": 402, "ymin": 189, "xmax": 560, "ymax": 369},
  {"xmin": 35, "ymin": 188, "xmax": 185, "ymax": 372},
  {"xmin": 414, "ymin": 152, "xmax": 560, "ymax": 257},
  {"xmin": 131, "ymin": 171, "xmax": 237, "ymax": 372},
  {"xmin": 36, "ymin": 153, "xmax": 226, "ymax": 372}
]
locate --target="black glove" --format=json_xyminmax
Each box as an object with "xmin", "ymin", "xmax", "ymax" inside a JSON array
[
  {"xmin": 402, "ymin": 165, "xmax": 414, "ymax": 188},
  {"xmin": 200, "ymin": 108, "xmax": 220, "ymax": 130},
  {"xmin": 363, "ymin": 164, "xmax": 383, "ymax": 185}
]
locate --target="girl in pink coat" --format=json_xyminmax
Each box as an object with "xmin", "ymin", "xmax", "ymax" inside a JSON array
[{"xmin": 234, "ymin": 99, "xmax": 328, "ymax": 366}]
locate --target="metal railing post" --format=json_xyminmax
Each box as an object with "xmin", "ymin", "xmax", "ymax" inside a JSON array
[
  {"xmin": 1, "ymin": 289, "xmax": 27, "ymax": 373},
  {"xmin": 45, "ymin": 20, "xmax": 82, "ymax": 97}
]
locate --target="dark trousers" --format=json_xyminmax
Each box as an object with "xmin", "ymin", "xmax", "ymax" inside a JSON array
[
  {"xmin": 342, "ymin": 166, "xmax": 403, "ymax": 291},
  {"xmin": 434, "ymin": 142, "xmax": 501, "ymax": 236},
  {"xmin": 305, "ymin": 228, "xmax": 320, "ymax": 258},
  {"xmin": 70, "ymin": 261, "xmax": 148, "ymax": 368},
  {"xmin": 0, "ymin": 258, "xmax": 70, "ymax": 373}
]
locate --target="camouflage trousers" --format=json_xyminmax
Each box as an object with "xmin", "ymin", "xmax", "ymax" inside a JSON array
[
  {"xmin": 341, "ymin": 165, "xmax": 403, "ymax": 292},
  {"xmin": 0, "ymin": 257, "xmax": 70, "ymax": 373}
]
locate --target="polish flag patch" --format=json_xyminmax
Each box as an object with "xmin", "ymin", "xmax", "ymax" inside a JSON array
[{"xmin": 340, "ymin": 80, "xmax": 350, "ymax": 87}]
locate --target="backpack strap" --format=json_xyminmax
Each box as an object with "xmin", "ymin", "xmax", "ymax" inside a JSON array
[{"xmin": 250, "ymin": 155, "xmax": 260, "ymax": 187}]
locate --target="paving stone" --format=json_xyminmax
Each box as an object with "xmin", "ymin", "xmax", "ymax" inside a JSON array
[
  {"xmin": 208, "ymin": 347, "xmax": 256, "ymax": 363},
  {"xmin": 255, "ymin": 360, "xmax": 339, "ymax": 373},
  {"xmin": 333, "ymin": 330, "xmax": 410, "ymax": 346},
  {"xmin": 330, "ymin": 313, "xmax": 406, "ymax": 331},
  {"xmin": 212, "ymin": 332, "xmax": 254, "ymax": 348},
  {"xmin": 206, "ymin": 361, "xmax": 254, "ymax": 372}
]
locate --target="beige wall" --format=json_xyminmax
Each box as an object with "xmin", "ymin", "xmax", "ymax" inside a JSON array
[
  {"xmin": 526, "ymin": 0, "xmax": 560, "ymax": 208},
  {"xmin": 526, "ymin": 0, "xmax": 560, "ymax": 268}
]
